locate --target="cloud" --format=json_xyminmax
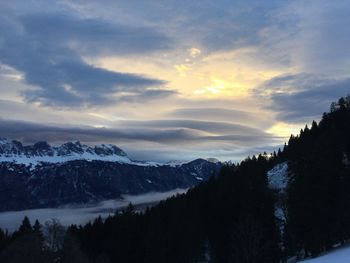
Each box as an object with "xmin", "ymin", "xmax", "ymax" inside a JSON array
[
  {"xmin": 257, "ymin": 0, "xmax": 350, "ymax": 73},
  {"xmin": 117, "ymin": 119, "xmax": 268, "ymax": 137},
  {"xmin": 0, "ymin": 11, "xmax": 173, "ymax": 107},
  {"xmin": 0, "ymin": 119, "xmax": 192, "ymax": 144},
  {"xmin": 188, "ymin": 48, "xmax": 201, "ymax": 58},
  {"xmin": 167, "ymin": 108, "xmax": 273, "ymax": 128},
  {"xmin": 0, "ymin": 117, "xmax": 281, "ymax": 148},
  {"xmin": 21, "ymin": 13, "xmax": 171, "ymax": 56},
  {"xmin": 256, "ymin": 73, "xmax": 350, "ymax": 122},
  {"xmin": 60, "ymin": 0, "xmax": 286, "ymax": 52}
]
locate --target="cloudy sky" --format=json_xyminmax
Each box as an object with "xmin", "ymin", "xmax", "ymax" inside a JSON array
[{"xmin": 0, "ymin": 0, "xmax": 349, "ymax": 162}]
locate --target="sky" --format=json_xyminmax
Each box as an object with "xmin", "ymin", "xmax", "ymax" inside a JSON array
[{"xmin": 0, "ymin": 0, "xmax": 349, "ymax": 162}]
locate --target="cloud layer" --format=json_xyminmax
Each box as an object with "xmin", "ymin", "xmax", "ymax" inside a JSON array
[
  {"xmin": 0, "ymin": 11, "xmax": 173, "ymax": 107},
  {"xmin": 0, "ymin": 118, "xmax": 278, "ymax": 145}
]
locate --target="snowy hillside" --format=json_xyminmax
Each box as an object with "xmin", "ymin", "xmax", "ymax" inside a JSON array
[
  {"xmin": 267, "ymin": 162, "xmax": 289, "ymax": 237},
  {"xmin": 298, "ymin": 245, "xmax": 350, "ymax": 263},
  {"xmin": 267, "ymin": 162, "xmax": 289, "ymax": 192}
]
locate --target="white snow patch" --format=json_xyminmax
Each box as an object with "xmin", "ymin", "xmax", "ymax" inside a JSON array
[
  {"xmin": 298, "ymin": 245, "xmax": 350, "ymax": 263},
  {"xmin": 342, "ymin": 152, "xmax": 350, "ymax": 167},
  {"xmin": 267, "ymin": 162, "xmax": 289, "ymax": 240},
  {"xmin": 0, "ymin": 188, "xmax": 188, "ymax": 232},
  {"xmin": 267, "ymin": 162, "xmax": 289, "ymax": 191},
  {"xmin": 275, "ymin": 206, "xmax": 286, "ymax": 222},
  {"xmin": 0, "ymin": 153, "xmax": 163, "ymax": 167}
]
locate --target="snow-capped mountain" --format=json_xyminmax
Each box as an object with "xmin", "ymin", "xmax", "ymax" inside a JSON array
[
  {"xmin": 0, "ymin": 138, "xmax": 156, "ymax": 166},
  {"xmin": 0, "ymin": 139, "xmax": 222, "ymax": 211}
]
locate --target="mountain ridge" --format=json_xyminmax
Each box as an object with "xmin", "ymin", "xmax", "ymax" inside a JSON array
[
  {"xmin": 0, "ymin": 138, "xmax": 221, "ymax": 167},
  {"xmin": 0, "ymin": 139, "xmax": 222, "ymax": 211}
]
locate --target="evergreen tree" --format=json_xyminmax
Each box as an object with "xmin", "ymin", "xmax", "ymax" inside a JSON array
[{"xmin": 18, "ymin": 216, "xmax": 33, "ymax": 235}]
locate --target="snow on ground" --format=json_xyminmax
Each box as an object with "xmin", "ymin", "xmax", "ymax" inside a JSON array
[
  {"xmin": 267, "ymin": 162, "xmax": 289, "ymax": 192},
  {"xmin": 0, "ymin": 188, "xmax": 188, "ymax": 231},
  {"xmin": 0, "ymin": 153, "xmax": 162, "ymax": 167},
  {"xmin": 267, "ymin": 162, "xmax": 289, "ymax": 239},
  {"xmin": 298, "ymin": 245, "xmax": 350, "ymax": 263}
]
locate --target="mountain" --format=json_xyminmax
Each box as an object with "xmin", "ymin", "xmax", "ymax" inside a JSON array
[
  {"xmin": 0, "ymin": 138, "xmax": 139, "ymax": 166},
  {"xmin": 0, "ymin": 139, "xmax": 221, "ymax": 211}
]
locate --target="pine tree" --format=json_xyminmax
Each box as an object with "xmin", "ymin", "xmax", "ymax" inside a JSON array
[
  {"xmin": 19, "ymin": 216, "xmax": 33, "ymax": 235},
  {"xmin": 33, "ymin": 219, "xmax": 44, "ymax": 249}
]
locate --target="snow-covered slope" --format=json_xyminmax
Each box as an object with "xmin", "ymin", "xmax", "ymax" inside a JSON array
[
  {"xmin": 0, "ymin": 138, "xmax": 158, "ymax": 166},
  {"xmin": 267, "ymin": 162, "xmax": 289, "ymax": 192},
  {"xmin": 267, "ymin": 162, "xmax": 289, "ymax": 238},
  {"xmin": 298, "ymin": 245, "xmax": 350, "ymax": 263}
]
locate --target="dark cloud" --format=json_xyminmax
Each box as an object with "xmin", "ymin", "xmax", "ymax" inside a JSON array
[
  {"xmin": 65, "ymin": 0, "xmax": 287, "ymax": 52},
  {"xmin": 256, "ymin": 74, "xmax": 350, "ymax": 122},
  {"xmin": 0, "ymin": 120, "xmax": 193, "ymax": 144},
  {"xmin": 21, "ymin": 13, "xmax": 171, "ymax": 56},
  {"xmin": 0, "ymin": 12, "xmax": 173, "ymax": 107}
]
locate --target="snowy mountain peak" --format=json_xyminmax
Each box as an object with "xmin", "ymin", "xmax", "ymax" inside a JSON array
[
  {"xmin": 0, "ymin": 139, "xmax": 223, "ymax": 169},
  {"xmin": 0, "ymin": 138, "xmax": 9, "ymax": 144},
  {"xmin": 0, "ymin": 139, "xmax": 132, "ymax": 166},
  {"xmin": 0, "ymin": 139, "xmax": 127, "ymax": 158},
  {"xmin": 94, "ymin": 144, "xmax": 127, "ymax": 157}
]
